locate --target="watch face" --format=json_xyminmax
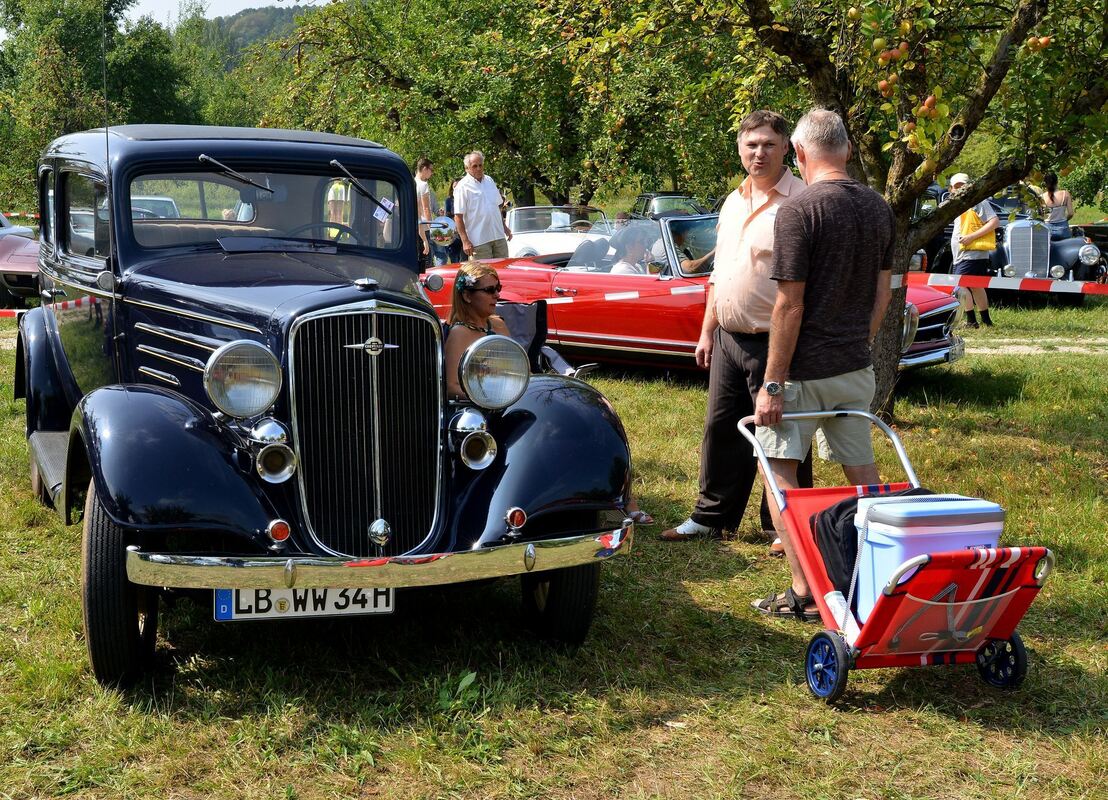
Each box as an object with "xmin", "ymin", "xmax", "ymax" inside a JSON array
[{"xmin": 765, "ymin": 381, "xmax": 783, "ymax": 396}]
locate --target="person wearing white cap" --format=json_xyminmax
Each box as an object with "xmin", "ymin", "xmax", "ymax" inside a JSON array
[{"xmin": 949, "ymin": 172, "xmax": 1000, "ymax": 327}]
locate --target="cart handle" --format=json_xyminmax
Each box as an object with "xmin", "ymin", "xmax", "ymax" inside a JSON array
[{"xmin": 737, "ymin": 410, "xmax": 921, "ymax": 513}]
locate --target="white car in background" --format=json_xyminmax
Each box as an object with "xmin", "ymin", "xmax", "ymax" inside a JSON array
[{"xmin": 506, "ymin": 205, "xmax": 611, "ymax": 257}]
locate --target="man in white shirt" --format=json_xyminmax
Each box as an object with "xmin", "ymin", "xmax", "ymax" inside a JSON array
[{"xmin": 453, "ymin": 151, "xmax": 512, "ymax": 259}]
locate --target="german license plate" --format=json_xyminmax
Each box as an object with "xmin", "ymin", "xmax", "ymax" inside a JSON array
[{"xmin": 213, "ymin": 587, "xmax": 395, "ymax": 621}]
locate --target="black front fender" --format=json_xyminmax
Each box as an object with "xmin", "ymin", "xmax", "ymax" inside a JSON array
[
  {"xmin": 452, "ymin": 375, "xmax": 632, "ymax": 549},
  {"xmin": 68, "ymin": 385, "xmax": 274, "ymax": 546},
  {"xmin": 17, "ymin": 307, "xmax": 71, "ymax": 434}
]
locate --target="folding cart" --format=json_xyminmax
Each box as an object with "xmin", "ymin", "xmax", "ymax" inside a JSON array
[{"xmin": 738, "ymin": 410, "xmax": 1053, "ymax": 702}]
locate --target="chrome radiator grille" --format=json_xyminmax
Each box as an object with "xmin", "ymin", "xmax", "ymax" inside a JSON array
[
  {"xmin": 1007, "ymin": 222, "xmax": 1050, "ymax": 277},
  {"xmin": 289, "ymin": 307, "xmax": 442, "ymax": 557},
  {"xmin": 914, "ymin": 305, "xmax": 959, "ymax": 344}
]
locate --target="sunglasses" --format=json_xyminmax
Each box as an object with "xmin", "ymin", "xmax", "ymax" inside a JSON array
[{"xmin": 471, "ymin": 283, "xmax": 502, "ymax": 295}]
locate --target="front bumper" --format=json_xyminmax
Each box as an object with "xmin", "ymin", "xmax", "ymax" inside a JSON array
[
  {"xmin": 899, "ymin": 335, "xmax": 965, "ymax": 370},
  {"xmin": 127, "ymin": 521, "xmax": 634, "ymax": 590}
]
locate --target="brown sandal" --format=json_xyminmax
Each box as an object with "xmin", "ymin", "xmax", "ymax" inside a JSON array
[{"xmin": 751, "ymin": 587, "xmax": 820, "ymax": 622}]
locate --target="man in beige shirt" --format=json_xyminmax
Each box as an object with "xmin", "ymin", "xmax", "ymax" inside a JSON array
[{"xmin": 662, "ymin": 110, "xmax": 813, "ymax": 542}]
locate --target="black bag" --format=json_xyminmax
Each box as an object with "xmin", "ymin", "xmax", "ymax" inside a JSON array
[{"xmin": 812, "ymin": 487, "xmax": 934, "ymax": 597}]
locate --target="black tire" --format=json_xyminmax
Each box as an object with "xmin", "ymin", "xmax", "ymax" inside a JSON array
[
  {"xmin": 81, "ymin": 479, "xmax": 159, "ymax": 687},
  {"xmin": 520, "ymin": 563, "xmax": 600, "ymax": 646},
  {"xmin": 29, "ymin": 453, "xmax": 52, "ymax": 508},
  {"xmin": 975, "ymin": 631, "xmax": 1028, "ymax": 690},
  {"xmin": 805, "ymin": 630, "xmax": 851, "ymax": 703}
]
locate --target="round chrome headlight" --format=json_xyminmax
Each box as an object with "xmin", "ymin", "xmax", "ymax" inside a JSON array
[
  {"xmin": 1079, "ymin": 243, "xmax": 1101, "ymax": 266},
  {"xmin": 1002, "ymin": 264, "xmax": 1016, "ymax": 277},
  {"xmin": 901, "ymin": 302, "xmax": 920, "ymax": 353},
  {"xmin": 1050, "ymin": 264, "xmax": 1066, "ymax": 279},
  {"xmin": 204, "ymin": 340, "xmax": 282, "ymax": 418},
  {"xmin": 459, "ymin": 335, "xmax": 529, "ymax": 410}
]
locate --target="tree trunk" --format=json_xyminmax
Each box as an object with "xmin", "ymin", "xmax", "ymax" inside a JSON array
[
  {"xmin": 515, "ymin": 184, "xmax": 536, "ymax": 207},
  {"xmin": 871, "ymin": 230, "xmax": 915, "ymax": 419}
]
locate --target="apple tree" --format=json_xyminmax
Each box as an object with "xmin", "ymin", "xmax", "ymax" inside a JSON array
[{"xmin": 536, "ymin": 0, "xmax": 1107, "ymax": 410}]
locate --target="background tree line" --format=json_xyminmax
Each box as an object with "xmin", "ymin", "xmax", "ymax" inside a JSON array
[{"xmin": 0, "ymin": 0, "xmax": 1104, "ymax": 407}]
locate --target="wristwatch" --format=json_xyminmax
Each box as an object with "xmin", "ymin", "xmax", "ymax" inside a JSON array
[{"xmin": 763, "ymin": 381, "xmax": 783, "ymax": 396}]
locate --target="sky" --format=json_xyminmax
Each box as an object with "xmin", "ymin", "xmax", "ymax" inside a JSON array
[{"xmin": 126, "ymin": 0, "xmax": 287, "ymax": 25}]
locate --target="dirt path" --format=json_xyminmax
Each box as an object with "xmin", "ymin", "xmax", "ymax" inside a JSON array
[{"xmin": 966, "ymin": 336, "xmax": 1108, "ymax": 355}]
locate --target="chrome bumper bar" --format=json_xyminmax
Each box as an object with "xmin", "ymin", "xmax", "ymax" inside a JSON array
[
  {"xmin": 126, "ymin": 521, "xmax": 633, "ymax": 590},
  {"xmin": 899, "ymin": 336, "xmax": 964, "ymax": 370}
]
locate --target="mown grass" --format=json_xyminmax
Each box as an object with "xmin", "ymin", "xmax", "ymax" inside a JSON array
[{"xmin": 1, "ymin": 309, "xmax": 1105, "ymax": 799}]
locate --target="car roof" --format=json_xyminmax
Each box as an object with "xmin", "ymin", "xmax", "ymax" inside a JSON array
[
  {"xmin": 42, "ymin": 125, "xmax": 394, "ymax": 175},
  {"xmin": 109, "ymin": 125, "xmax": 382, "ymax": 148}
]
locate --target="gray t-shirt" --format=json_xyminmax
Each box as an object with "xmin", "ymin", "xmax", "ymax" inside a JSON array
[{"xmin": 771, "ymin": 180, "xmax": 895, "ymax": 381}]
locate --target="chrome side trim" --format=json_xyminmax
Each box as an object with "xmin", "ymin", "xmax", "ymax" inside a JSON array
[
  {"xmin": 123, "ymin": 296, "xmax": 263, "ymax": 334},
  {"xmin": 136, "ymin": 344, "xmax": 206, "ymax": 372},
  {"xmin": 549, "ymin": 337, "xmax": 694, "ymax": 359},
  {"xmin": 552, "ymin": 329, "xmax": 694, "ymax": 348},
  {"xmin": 137, "ymin": 366, "xmax": 181, "ymax": 386},
  {"xmin": 126, "ymin": 521, "xmax": 633, "ymax": 590},
  {"xmin": 134, "ymin": 322, "xmax": 222, "ymax": 352},
  {"xmin": 37, "ymin": 268, "xmax": 121, "ymax": 301}
]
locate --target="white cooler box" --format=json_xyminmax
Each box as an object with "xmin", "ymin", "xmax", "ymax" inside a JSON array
[{"xmin": 854, "ymin": 495, "xmax": 1005, "ymax": 623}]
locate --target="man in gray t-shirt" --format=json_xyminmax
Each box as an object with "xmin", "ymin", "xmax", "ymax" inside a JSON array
[
  {"xmin": 750, "ymin": 110, "xmax": 893, "ymax": 623},
  {"xmin": 949, "ymin": 172, "xmax": 1000, "ymax": 327}
]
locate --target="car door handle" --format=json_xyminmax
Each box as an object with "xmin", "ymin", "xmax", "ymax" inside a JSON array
[{"xmin": 553, "ymin": 287, "xmax": 577, "ymax": 296}]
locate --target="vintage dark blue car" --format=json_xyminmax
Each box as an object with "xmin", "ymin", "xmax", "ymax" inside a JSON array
[
  {"xmin": 18, "ymin": 126, "xmax": 634, "ymax": 687},
  {"xmin": 918, "ymin": 184, "xmax": 1105, "ymax": 283}
]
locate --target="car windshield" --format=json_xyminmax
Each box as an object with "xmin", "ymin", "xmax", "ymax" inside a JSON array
[
  {"xmin": 652, "ymin": 196, "xmax": 705, "ymax": 215},
  {"xmin": 128, "ymin": 170, "xmax": 402, "ymax": 252},
  {"xmin": 508, "ymin": 206, "xmax": 607, "ymax": 233},
  {"xmin": 666, "ymin": 216, "xmax": 718, "ymax": 276}
]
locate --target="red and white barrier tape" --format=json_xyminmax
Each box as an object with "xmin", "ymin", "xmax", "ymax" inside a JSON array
[
  {"xmin": 905, "ymin": 271, "xmax": 1108, "ymax": 296},
  {"xmin": 0, "ymin": 295, "xmax": 99, "ymax": 319},
  {"xmin": 1, "ymin": 212, "xmax": 39, "ymax": 220}
]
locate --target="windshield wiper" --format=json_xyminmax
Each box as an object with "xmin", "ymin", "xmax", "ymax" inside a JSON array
[
  {"xmin": 199, "ymin": 154, "xmax": 273, "ymax": 195},
  {"xmin": 330, "ymin": 159, "xmax": 393, "ymax": 217}
]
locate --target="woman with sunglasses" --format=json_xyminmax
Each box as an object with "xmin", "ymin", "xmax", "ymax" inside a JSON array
[{"xmin": 445, "ymin": 261, "xmax": 510, "ymax": 401}]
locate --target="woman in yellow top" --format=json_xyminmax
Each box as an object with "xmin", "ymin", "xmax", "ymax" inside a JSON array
[{"xmin": 1040, "ymin": 173, "xmax": 1075, "ymax": 240}]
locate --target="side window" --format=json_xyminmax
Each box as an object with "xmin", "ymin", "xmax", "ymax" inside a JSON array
[
  {"xmin": 38, "ymin": 169, "xmax": 54, "ymax": 245},
  {"xmin": 62, "ymin": 172, "xmax": 109, "ymax": 260}
]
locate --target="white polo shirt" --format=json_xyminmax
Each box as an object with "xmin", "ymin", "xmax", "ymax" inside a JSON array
[{"xmin": 454, "ymin": 173, "xmax": 505, "ymax": 247}]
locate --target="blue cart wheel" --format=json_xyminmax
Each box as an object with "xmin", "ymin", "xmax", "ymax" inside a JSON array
[
  {"xmin": 975, "ymin": 631, "xmax": 1028, "ymax": 690},
  {"xmin": 805, "ymin": 630, "xmax": 850, "ymax": 703}
]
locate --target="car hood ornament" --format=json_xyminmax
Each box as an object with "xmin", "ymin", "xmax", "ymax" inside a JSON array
[{"xmin": 344, "ymin": 336, "xmax": 398, "ymax": 356}]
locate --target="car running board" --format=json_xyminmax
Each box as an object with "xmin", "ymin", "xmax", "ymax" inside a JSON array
[{"xmin": 28, "ymin": 431, "xmax": 68, "ymax": 506}]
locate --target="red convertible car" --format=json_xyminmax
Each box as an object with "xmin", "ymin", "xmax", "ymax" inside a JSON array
[{"xmin": 425, "ymin": 214, "xmax": 965, "ymax": 371}]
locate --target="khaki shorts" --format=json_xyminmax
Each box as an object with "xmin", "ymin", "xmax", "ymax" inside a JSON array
[
  {"xmin": 755, "ymin": 366, "xmax": 876, "ymax": 466},
  {"xmin": 472, "ymin": 238, "xmax": 509, "ymax": 259}
]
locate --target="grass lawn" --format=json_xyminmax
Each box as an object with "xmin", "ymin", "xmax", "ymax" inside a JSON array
[{"xmin": 1, "ymin": 303, "xmax": 1105, "ymax": 799}]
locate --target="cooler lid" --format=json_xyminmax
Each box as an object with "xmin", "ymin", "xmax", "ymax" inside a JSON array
[{"xmin": 858, "ymin": 495, "xmax": 1005, "ymax": 527}]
